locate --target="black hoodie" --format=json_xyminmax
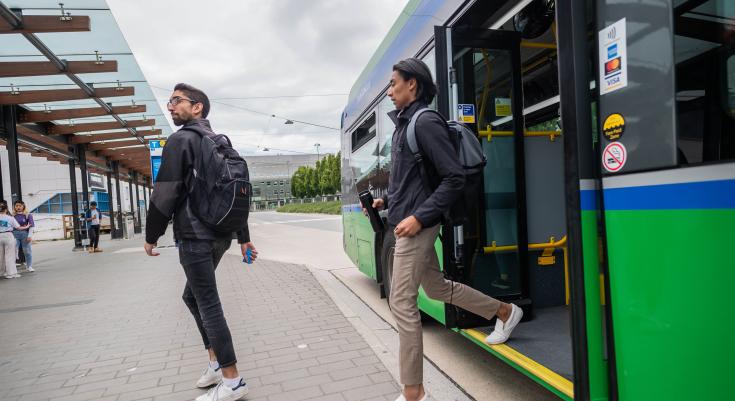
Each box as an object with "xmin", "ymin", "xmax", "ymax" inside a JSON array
[{"xmin": 145, "ymin": 118, "xmax": 250, "ymax": 245}]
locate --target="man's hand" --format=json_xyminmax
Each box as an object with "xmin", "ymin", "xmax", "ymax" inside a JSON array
[
  {"xmin": 362, "ymin": 198, "xmax": 385, "ymax": 216},
  {"xmin": 144, "ymin": 242, "xmax": 160, "ymax": 256},
  {"xmin": 26, "ymin": 237, "xmax": 32, "ymax": 243},
  {"xmin": 394, "ymin": 215, "xmax": 422, "ymax": 238},
  {"xmin": 241, "ymin": 242, "xmax": 258, "ymax": 263}
]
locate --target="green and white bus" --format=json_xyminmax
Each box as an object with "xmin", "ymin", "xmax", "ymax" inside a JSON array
[{"xmin": 340, "ymin": 1, "xmax": 734, "ymax": 400}]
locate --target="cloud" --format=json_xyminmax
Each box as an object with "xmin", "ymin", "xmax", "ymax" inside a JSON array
[{"xmin": 107, "ymin": 0, "xmax": 409, "ymax": 156}]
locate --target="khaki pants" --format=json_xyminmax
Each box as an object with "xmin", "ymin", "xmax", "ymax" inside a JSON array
[{"xmin": 390, "ymin": 225, "xmax": 501, "ymax": 385}]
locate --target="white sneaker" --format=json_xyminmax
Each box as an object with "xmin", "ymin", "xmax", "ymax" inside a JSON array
[
  {"xmin": 195, "ymin": 380, "xmax": 248, "ymax": 401},
  {"xmin": 26, "ymin": 267, "xmax": 34, "ymax": 272},
  {"xmin": 394, "ymin": 394, "xmax": 428, "ymax": 401},
  {"xmin": 12, "ymin": 273, "xmax": 21, "ymax": 278},
  {"xmin": 486, "ymin": 304, "xmax": 523, "ymax": 345},
  {"xmin": 4, "ymin": 274, "xmax": 15, "ymax": 279},
  {"xmin": 196, "ymin": 366, "xmax": 222, "ymax": 388}
]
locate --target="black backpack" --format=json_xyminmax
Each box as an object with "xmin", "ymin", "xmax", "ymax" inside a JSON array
[
  {"xmin": 406, "ymin": 108, "xmax": 486, "ymax": 226},
  {"xmin": 188, "ymin": 130, "xmax": 252, "ymax": 234}
]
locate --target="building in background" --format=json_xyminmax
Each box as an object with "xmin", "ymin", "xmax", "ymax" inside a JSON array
[
  {"xmin": 247, "ymin": 154, "xmax": 319, "ymax": 210},
  {"xmin": 2, "ymin": 152, "xmax": 148, "ymax": 240}
]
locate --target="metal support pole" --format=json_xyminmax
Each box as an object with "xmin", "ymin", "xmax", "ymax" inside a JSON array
[
  {"xmin": 127, "ymin": 173, "xmax": 134, "ymax": 223},
  {"xmin": 106, "ymin": 166, "xmax": 117, "ymax": 238},
  {"xmin": 133, "ymin": 172, "xmax": 141, "ymax": 234},
  {"xmin": 77, "ymin": 144, "xmax": 90, "ymax": 212},
  {"xmin": 113, "ymin": 161, "xmax": 124, "ymax": 239},
  {"xmin": 143, "ymin": 177, "xmax": 149, "ymax": 216},
  {"xmin": 68, "ymin": 157, "xmax": 83, "ymax": 250},
  {"xmin": 3, "ymin": 105, "xmax": 22, "ymax": 202}
]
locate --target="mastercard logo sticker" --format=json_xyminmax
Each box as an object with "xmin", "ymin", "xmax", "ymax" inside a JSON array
[{"xmin": 605, "ymin": 57, "xmax": 621, "ymax": 75}]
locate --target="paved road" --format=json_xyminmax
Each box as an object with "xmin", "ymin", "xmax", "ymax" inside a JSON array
[
  {"xmin": 0, "ymin": 229, "xmax": 401, "ymax": 401},
  {"xmin": 246, "ymin": 211, "xmax": 558, "ymax": 401},
  {"xmin": 0, "ymin": 211, "xmax": 559, "ymax": 401}
]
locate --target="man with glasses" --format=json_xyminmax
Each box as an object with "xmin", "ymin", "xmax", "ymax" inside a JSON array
[{"xmin": 145, "ymin": 83, "xmax": 257, "ymax": 401}]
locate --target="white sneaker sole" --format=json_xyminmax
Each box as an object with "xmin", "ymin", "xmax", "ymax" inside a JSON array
[
  {"xmin": 196, "ymin": 376, "xmax": 221, "ymax": 388},
  {"xmin": 485, "ymin": 304, "xmax": 523, "ymax": 345},
  {"xmin": 395, "ymin": 393, "xmax": 428, "ymax": 401},
  {"xmin": 195, "ymin": 386, "xmax": 248, "ymax": 401}
]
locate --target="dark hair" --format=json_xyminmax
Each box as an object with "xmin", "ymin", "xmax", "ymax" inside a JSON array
[
  {"xmin": 0, "ymin": 201, "xmax": 7, "ymax": 213},
  {"xmin": 392, "ymin": 58, "xmax": 437, "ymax": 105},
  {"xmin": 90, "ymin": 201, "xmax": 97, "ymax": 207},
  {"xmin": 13, "ymin": 200, "xmax": 26, "ymax": 215},
  {"xmin": 174, "ymin": 83, "xmax": 211, "ymax": 118}
]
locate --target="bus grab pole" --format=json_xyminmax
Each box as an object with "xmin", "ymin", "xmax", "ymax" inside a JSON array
[{"xmin": 447, "ymin": 26, "xmax": 464, "ymax": 264}]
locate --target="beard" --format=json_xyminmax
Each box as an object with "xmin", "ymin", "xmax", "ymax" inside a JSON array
[{"xmin": 172, "ymin": 116, "xmax": 188, "ymax": 126}]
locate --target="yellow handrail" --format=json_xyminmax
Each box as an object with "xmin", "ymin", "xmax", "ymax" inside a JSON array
[
  {"xmin": 483, "ymin": 235, "xmax": 567, "ymax": 254},
  {"xmin": 478, "ymin": 125, "xmax": 561, "ymax": 142},
  {"xmin": 483, "ymin": 236, "xmax": 570, "ymax": 305},
  {"xmin": 521, "ymin": 41, "xmax": 557, "ymax": 49}
]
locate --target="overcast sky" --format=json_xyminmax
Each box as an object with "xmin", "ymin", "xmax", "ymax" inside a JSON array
[{"xmin": 106, "ymin": 0, "xmax": 410, "ymax": 156}]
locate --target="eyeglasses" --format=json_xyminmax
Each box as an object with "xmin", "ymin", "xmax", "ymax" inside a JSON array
[{"xmin": 167, "ymin": 96, "xmax": 198, "ymax": 107}]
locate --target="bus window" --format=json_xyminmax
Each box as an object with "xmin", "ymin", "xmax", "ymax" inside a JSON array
[
  {"xmin": 675, "ymin": 0, "xmax": 735, "ymax": 164},
  {"xmin": 378, "ymin": 96, "xmax": 395, "ymax": 169},
  {"xmin": 351, "ymin": 113, "xmax": 376, "ymax": 152},
  {"xmin": 422, "ymin": 49, "xmax": 438, "ymax": 111},
  {"xmin": 350, "ymin": 113, "xmax": 378, "ymax": 192}
]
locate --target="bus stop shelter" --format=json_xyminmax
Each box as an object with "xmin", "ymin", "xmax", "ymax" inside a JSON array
[{"xmin": 0, "ymin": 0, "xmax": 172, "ymax": 248}]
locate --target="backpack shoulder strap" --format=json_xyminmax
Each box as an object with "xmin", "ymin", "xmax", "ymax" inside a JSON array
[
  {"xmin": 406, "ymin": 108, "xmax": 436, "ymax": 157},
  {"xmin": 405, "ymin": 107, "xmax": 443, "ymax": 196}
]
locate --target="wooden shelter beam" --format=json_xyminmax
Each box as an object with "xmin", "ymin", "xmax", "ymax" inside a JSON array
[
  {"xmin": 49, "ymin": 118, "xmax": 154, "ymax": 135},
  {"xmin": 0, "ymin": 15, "xmax": 91, "ymax": 34},
  {"xmin": 87, "ymin": 139, "xmax": 148, "ymax": 151},
  {"xmin": 0, "ymin": 60, "xmax": 117, "ymax": 78},
  {"xmin": 98, "ymin": 147, "xmax": 149, "ymax": 158},
  {"xmin": 19, "ymin": 104, "xmax": 144, "ymax": 123},
  {"xmin": 70, "ymin": 129, "xmax": 160, "ymax": 144},
  {"xmin": 0, "ymin": 86, "xmax": 134, "ymax": 105}
]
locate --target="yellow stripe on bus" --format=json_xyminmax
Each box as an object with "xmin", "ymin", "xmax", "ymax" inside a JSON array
[{"xmin": 462, "ymin": 328, "xmax": 574, "ymax": 399}]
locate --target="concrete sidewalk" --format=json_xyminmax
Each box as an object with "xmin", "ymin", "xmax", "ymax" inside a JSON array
[{"xmin": 0, "ymin": 235, "xmax": 401, "ymax": 401}]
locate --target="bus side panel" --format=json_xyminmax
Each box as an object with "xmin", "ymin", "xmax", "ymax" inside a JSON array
[
  {"xmin": 341, "ymin": 205, "xmax": 378, "ymax": 280},
  {"xmin": 342, "ymin": 206, "xmax": 359, "ymax": 269},
  {"xmin": 355, "ymin": 215, "xmax": 378, "ymax": 280},
  {"xmin": 603, "ymin": 173, "xmax": 735, "ymax": 401},
  {"xmin": 417, "ymin": 236, "xmax": 446, "ymax": 324},
  {"xmin": 580, "ymin": 189, "xmax": 609, "ymax": 401}
]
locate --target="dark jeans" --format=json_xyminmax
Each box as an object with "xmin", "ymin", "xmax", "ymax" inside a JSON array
[
  {"xmin": 88, "ymin": 225, "xmax": 100, "ymax": 249},
  {"xmin": 178, "ymin": 238, "xmax": 237, "ymax": 367}
]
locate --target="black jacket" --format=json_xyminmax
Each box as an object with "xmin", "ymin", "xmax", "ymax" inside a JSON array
[
  {"xmin": 145, "ymin": 119, "xmax": 250, "ymax": 245},
  {"xmin": 384, "ymin": 101, "xmax": 464, "ymax": 227}
]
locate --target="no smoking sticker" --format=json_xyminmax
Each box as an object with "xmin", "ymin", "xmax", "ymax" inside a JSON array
[{"xmin": 603, "ymin": 142, "xmax": 627, "ymax": 173}]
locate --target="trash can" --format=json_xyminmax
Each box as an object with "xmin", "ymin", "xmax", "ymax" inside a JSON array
[
  {"xmin": 123, "ymin": 214, "xmax": 136, "ymax": 239},
  {"xmin": 78, "ymin": 215, "xmax": 90, "ymax": 247}
]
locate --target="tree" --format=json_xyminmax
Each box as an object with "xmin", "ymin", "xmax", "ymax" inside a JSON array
[
  {"xmin": 289, "ymin": 153, "xmax": 342, "ymax": 199},
  {"xmin": 291, "ymin": 166, "xmax": 309, "ymax": 199}
]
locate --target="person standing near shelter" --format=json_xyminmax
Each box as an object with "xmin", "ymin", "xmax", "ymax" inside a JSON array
[
  {"xmin": 12, "ymin": 200, "xmax": 34, "ymax": 272},
  {"xmin": 0, "ymin": 201, "xmax": 26, "ymax": 279},
  {"xmin": 144, "ymin": 83, "xmax": 257, "ymax": 401},
  {"xmin": 85, "ymin": 201, "xmax": 102, "ymax": 253},
  {"xmin": 368, "ymin": 58, "xmax": 523, "ymax": 401}
]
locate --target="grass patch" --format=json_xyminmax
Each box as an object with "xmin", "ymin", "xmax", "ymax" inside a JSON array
[{"xmin": 276, "ymin": 201, "xmax": 342, "ymax": 215}]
